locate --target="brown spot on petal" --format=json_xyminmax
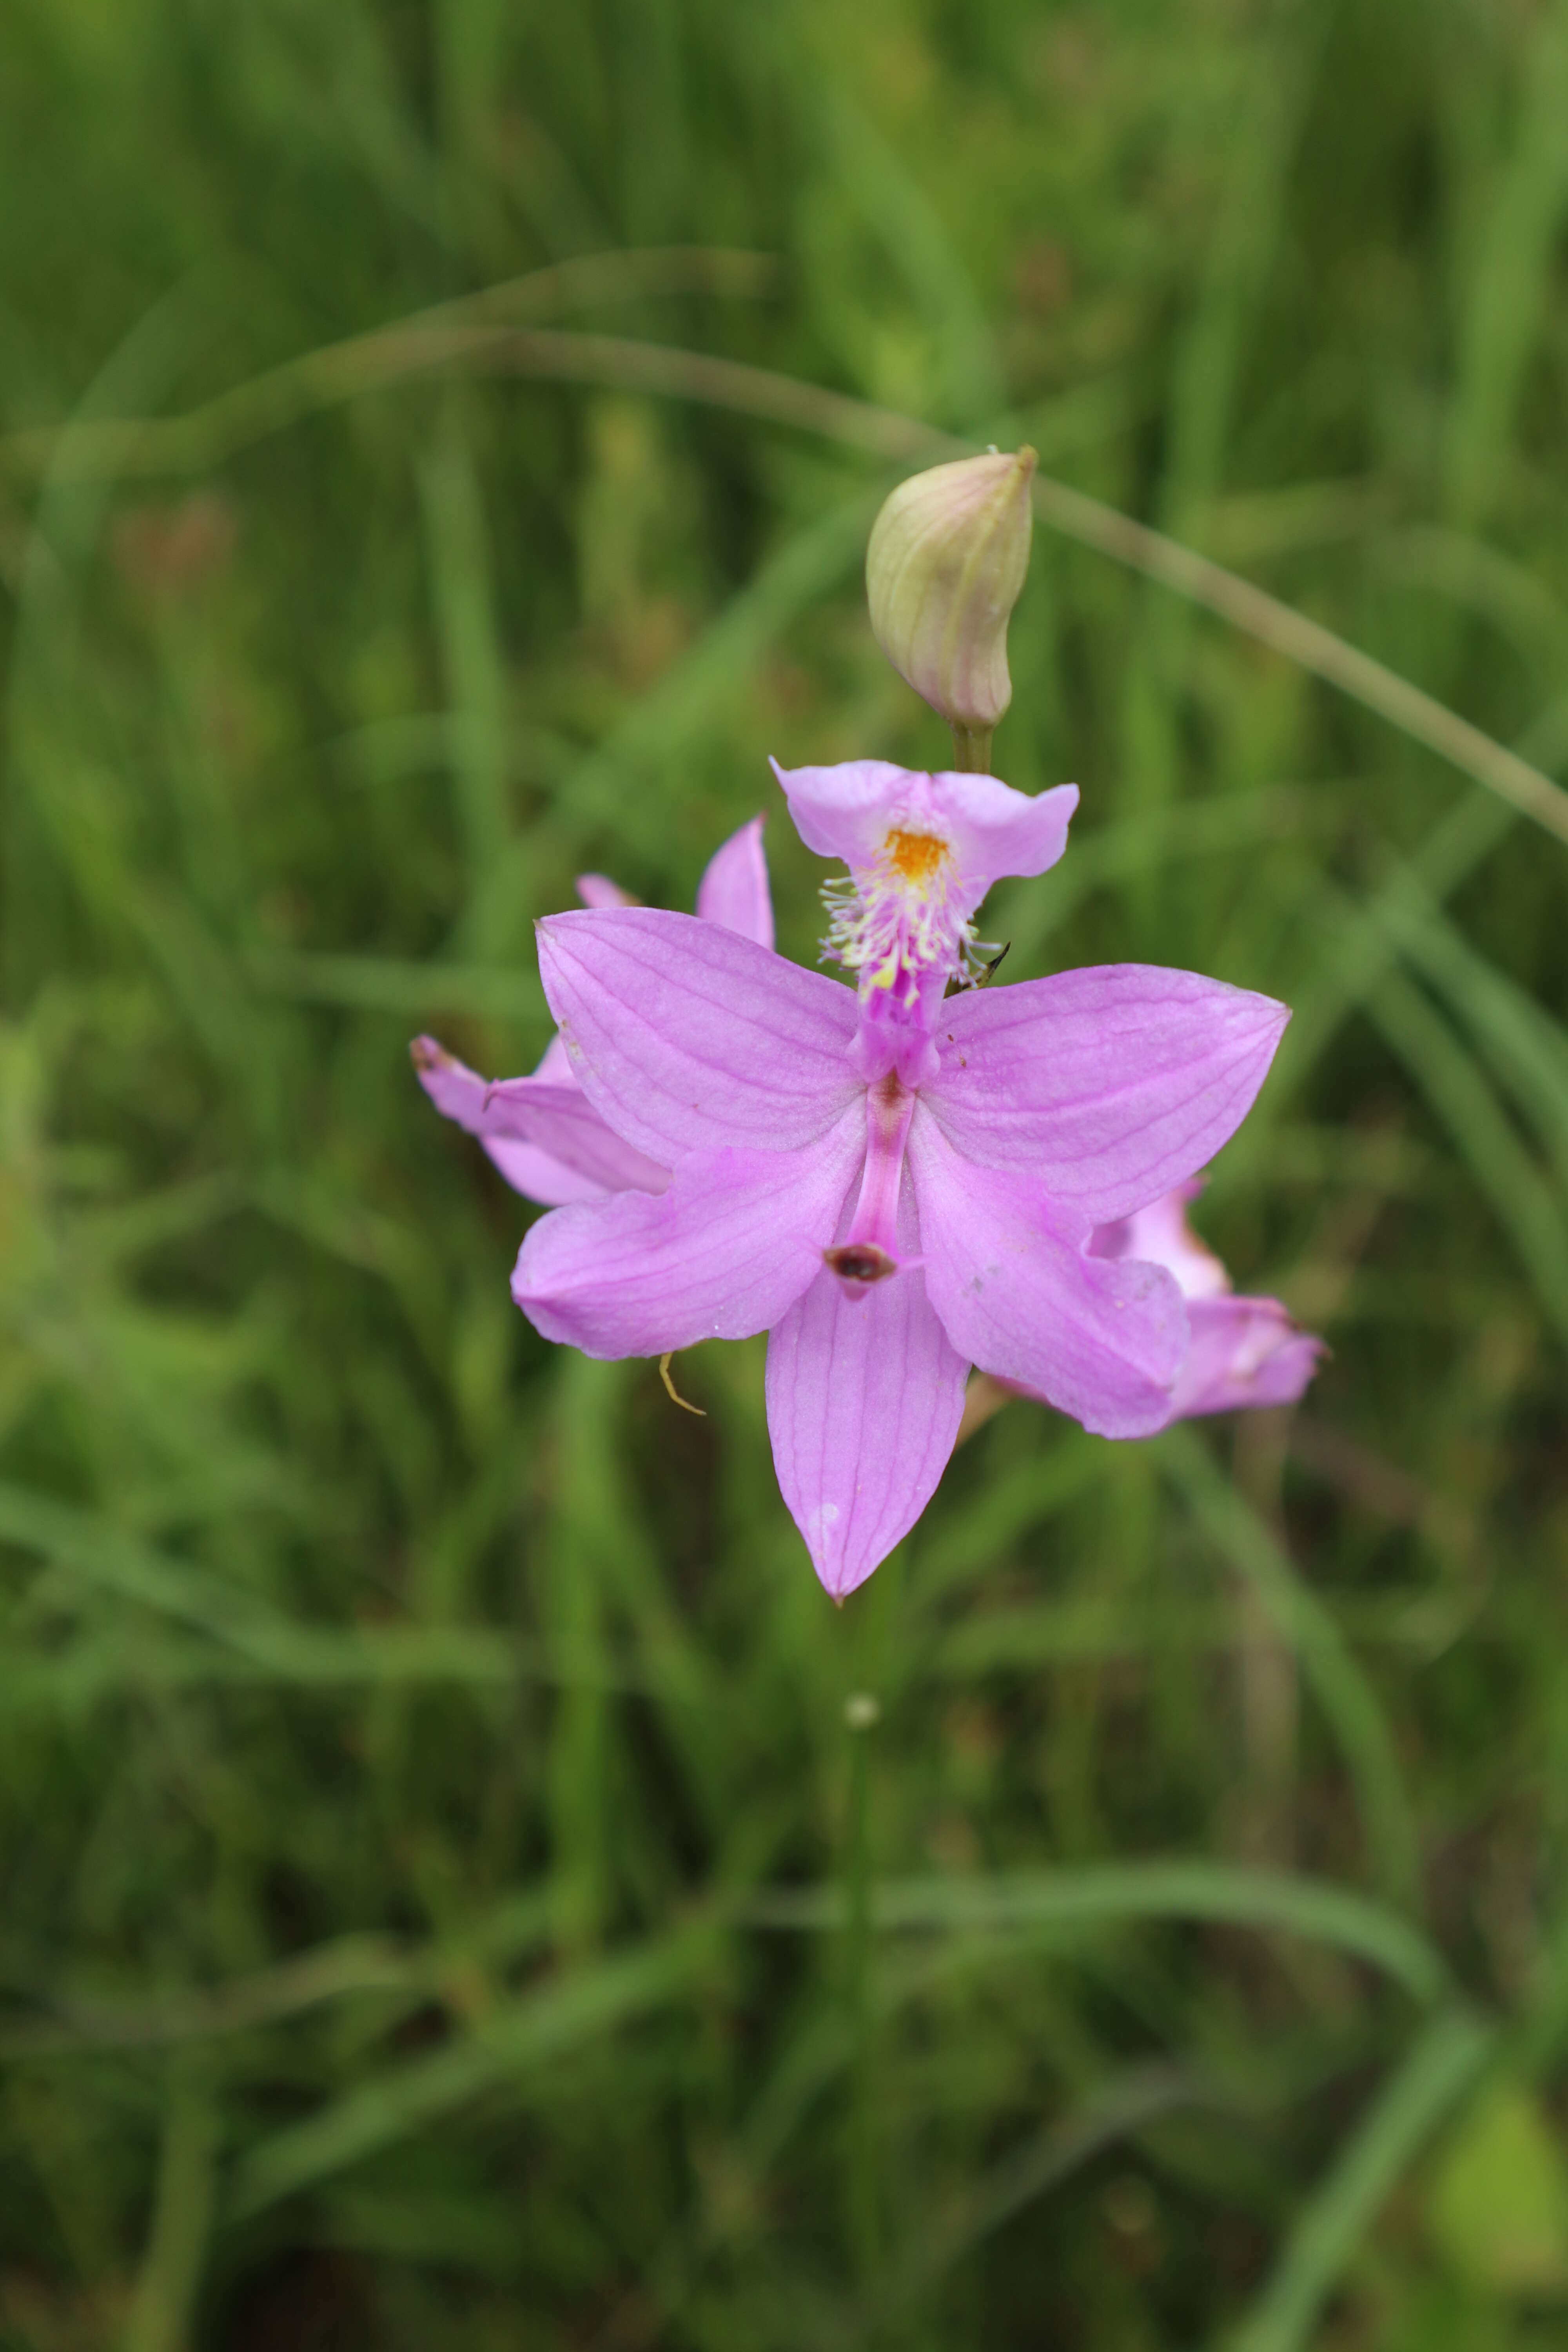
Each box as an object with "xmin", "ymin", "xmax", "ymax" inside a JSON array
[
  {"xmin": 409, "ymin": 1036, "xmax": 452, "ymax": 1072},
  {"xmin": 825, "ymin": 1243, "xmax": 899, "ymax": 1285}
]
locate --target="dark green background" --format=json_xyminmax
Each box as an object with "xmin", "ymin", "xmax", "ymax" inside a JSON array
[{"xmin": 4, "ymin": 1, "xmax": 1568, "ymax": 2344}]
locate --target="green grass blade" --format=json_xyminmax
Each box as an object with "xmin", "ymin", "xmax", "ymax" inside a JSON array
[
  {"xmin": 742, "ymin": 1861, "xmax": 1446, "ymax": 2004},
  {"xmin": 1227, "ymin": 2006, "xmax": 1495, "ymax": 2352},
  {"xmin": 225, "ymin": 1925, "xmax": 710, "ymax": 2218},
  {"xmin": 868, "ymin": 2063, "xmax": 1210, "ymax": 2329},
  {"xmin": 1367, "ymin": 965, "xmax": 1568, "ymax": 1348},
  {"xmin": 123, "ymin": 2070, "xmax": 218, "ymax": 2352},
  {"xmin": 1159, "ymin": 1431, "xmax": 1419, "ymax": 1908}
]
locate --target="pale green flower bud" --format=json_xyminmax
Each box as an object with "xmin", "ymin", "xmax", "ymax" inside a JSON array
[{"xmin": 865, "ymin": 446, "xmax": 1036, "ymax": 766}]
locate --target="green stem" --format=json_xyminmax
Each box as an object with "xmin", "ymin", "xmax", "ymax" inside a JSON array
[
  {"xmin": 947, "ymin": 722, "xmax": 993, "ymax": 773},
  {"xmin": 843, "ymin": 1692, "xmax": 880, "ymax": 2299}
]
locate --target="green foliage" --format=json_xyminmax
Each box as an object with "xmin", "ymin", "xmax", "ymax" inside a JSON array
[
  {"xmin": 1427, "ymin": 2085, "xmax": 1568, "ymax": 2298},
  {"xmin": 4, "ymin": 0, "xmax": 1568, "ymax": 2344}
]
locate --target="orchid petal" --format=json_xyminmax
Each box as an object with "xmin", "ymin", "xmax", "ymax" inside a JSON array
[
  {"xmin": 1172, "ymin": 1299, "xmax": 1325, "ymax": 1417},
  {"xmin": 695, "ymin": 816, "xmax": 775, "ymax": 949},
  {"xmin": 413, "ymin": 1034, "xmax": 505, "ymax": 1136},
  {"xmin": 512, "ymin": 1114, "xmax": 863, "ymax": 1358},
  {"xmin": 766, "ymin": 1180, "xmax": 967, "ymax": 1601},
  {"xmin": 480, "ymin": 1139, "xmax": 612, "ymax": 1207},
  {"xmin": 772, "ymin": 758, "xmax": 1077, "ymax": 898},
  {"xmin": 530, "ymin": 1033, "xmax": 578, "ymax": 1085},
  {"xmin": 1088, "ymin": 1180, "xmax": 1230, "ymax": 1300},
  {"xmin": 537, "ymin": 909, "xmax": 859, "ymax": 1163},
  {"xmin": 926, "ymin": 967, "xmax": 1288, "ymax": 1227},
  {"xmin": 410, "ymin": 1034, "xmax": 642, "ymax": 1205},
  {"xmin": 909, "ymin": 1110, "xmax": 1187, "ymax": 1438},
  {"xmin": 770, "ymin": 759, "xmax": 913, "ymax": 864},
  {"xmin": 478, "ymin": 1078, "xmax": 670, "ymax": 1194},
  {"xmin": 575, "ymin": 873, "xmax": 635, "ymax": 909}
]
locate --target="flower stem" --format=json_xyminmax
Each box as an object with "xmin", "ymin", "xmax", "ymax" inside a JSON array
[
  {"xmin": 842, "ymin": 1688, "xmax": 881, "ymax": 2300},
  {"xmin": 947, "ymin": 721, "xmax": 993, "ymax": 773}
]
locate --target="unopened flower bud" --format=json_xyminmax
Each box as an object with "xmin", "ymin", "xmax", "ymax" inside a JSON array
[{"xmin": 866, "ymin": 447, "xmax": 1036, "ymax": 761}]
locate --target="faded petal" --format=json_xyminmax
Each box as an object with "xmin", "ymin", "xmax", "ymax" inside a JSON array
[
  {"xmin": 926, "ymin": 967, "xmax": 1288, "ymax": 1227},
  {"xmin": 1172, "ymin": 1298, "xmax": 1325, "ymax": 1418},
  {"xmin": 909, "ymin": 1111, "xmax": 1186, "ymax": 1439},
  {"xmin": 695, "ymin": 815, "xmax": 775, "ymax": 949},
  {"xmin": 1072, "ymin": 1184, "xmax": 1323, "ymax": 1421},
  {"xmin": 766, "ymin": 1180, "xmax": 967, "ymax": 1600},
  {"xmin": 410, "ymin": 1034, "xmax": 655, "ymax": 1206},
  {"xmin": 537, "ymin": 909, "xmax": 858, "ymax": 1164},
  {"xmin": 772, "ymin": 759, "xmax": 1077, "ymax": 902},
  {"xmin": 1088, "ymin": 1179, "xmax": 1230, "ymax": 1300},
  {"xmin": 512, "ymin": 1114, "xmax": 863, "ymax": 1359}
]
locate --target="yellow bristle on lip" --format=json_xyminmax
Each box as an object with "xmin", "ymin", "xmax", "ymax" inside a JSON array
[{"xmin": 884, "ymin": 829, "xmax": 950, "ymax": 887}]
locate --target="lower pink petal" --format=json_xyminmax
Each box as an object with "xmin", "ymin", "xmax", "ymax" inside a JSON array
[
  {"xmin": 512, "ymin": 1118, "xmax": 862, "ymax": 1359},
  {"xmin": 909, "ymin": 1111, "xmax": 1186, "ymax": 1439},
  {"xmin": 766, "ymin": 1185, "xmax": 968, "ymax": 1600}
]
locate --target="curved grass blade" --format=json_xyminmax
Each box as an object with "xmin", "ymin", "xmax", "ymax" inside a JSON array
[
  {"xmin": 226, "ymin": 1924, "xmax": 710, "ymax": 2218},
  {"xmin": 1373, "ymin": 876, "xmax": 1568, "ymax": 1184},
  {"xmin": 741, "ymin": 1860, "xmax": 1446, "ymax": 2004},
  {"xmin": 1367, "ymin": 966, "xmax": 1568, "ymax": 1350},
  {"xmin": 0, "ymin": 249, "xmax": 780, "ymax": 482},
  {"xmin": 1159, "ymin": 1429, "xmax": 1419, "ymax": 1908},
  {"xmin": 1227, "ymin": 2005, "xmax": 1494, "ymax": 2352},
  {"xmin": 0, "ymin": 1479, "xmax": 697, "ymax": 1699},
  {"xmin": 9, "ymin": 319, "xmax": 1566, "ymax": 850}
]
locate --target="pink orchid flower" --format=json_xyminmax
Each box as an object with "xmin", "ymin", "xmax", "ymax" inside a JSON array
[
  {"xmin": 410, "ymin": 818, "xmax": 772, "ymax": 1206},
  {"xmin": 506, "ymin": 760, "xmax": 1292, "ymax": 1600},
  {"xmin": 1087, "ymin": 1181, "xmax": 1324, "ymax": 1416}
]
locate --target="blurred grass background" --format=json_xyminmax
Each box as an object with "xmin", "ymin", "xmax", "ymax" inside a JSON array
[{"xmin": 4, "ymin": 0, "xmax": 1568, "ymax": 2343}]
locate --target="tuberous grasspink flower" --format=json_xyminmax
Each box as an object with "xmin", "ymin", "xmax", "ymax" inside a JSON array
[{"xmin": 434, "ymin": 759, "xmax": 1312, "ymax": 1600}]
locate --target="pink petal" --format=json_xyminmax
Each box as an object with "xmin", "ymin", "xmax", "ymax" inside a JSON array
[
  {"xmin": 922, "ymin": 769, "xmax": 1077, "ymax": 889},
  {"xmin": 908, "ymin": 1110, "xmax": 1187, "ymax": 1439},
  {"xmin": 925, "ymin": 966, "xmax": 1289, "ymax": 1227},
  {"xmin": 575, "ymin": 873, "xmax": 635, "ymax": 909},
  {"xmin": 537, "ymin": 909, "xmax": 859, "ymax": 1164},
  {"xmin": 1089, "ymin": 1180, "xmax": 1230, "ymax": 1301},
  {"xmin": 478, "ymin": 1139, "xmax": 610, "ymax": 1207},
  {"xmin": 512, "ymin": 1114, "xmax": 864, "ymax": 1358},
  {"xmin": 766, "ymin": 1176, "xmax": 968, "ymax": 1600},
  {"xmin": 411, "ymin": 1034, "xmax": 639, "ymax": 1206},
  {"xmin": 530, "ymin": 1033, "xmax": 579, "ymax": 1085},
  {"xmin": 695, "ymin": 816, "xmax": 775, "ymax": 949},
  {"xmin": 1171, "ymin": 1298, "xmax": 1325, "ymax": 1417},
  {"xmin": 772, "ymin": 759, "xmax": 1077, "ymax": 900},
  {"xmin": 770, "ymin": 758, "xmax": 915, "ymax": 864},
  {"xmin": 478, "ymin": 1077, "xmax": 671, "ymax": 1194}
]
